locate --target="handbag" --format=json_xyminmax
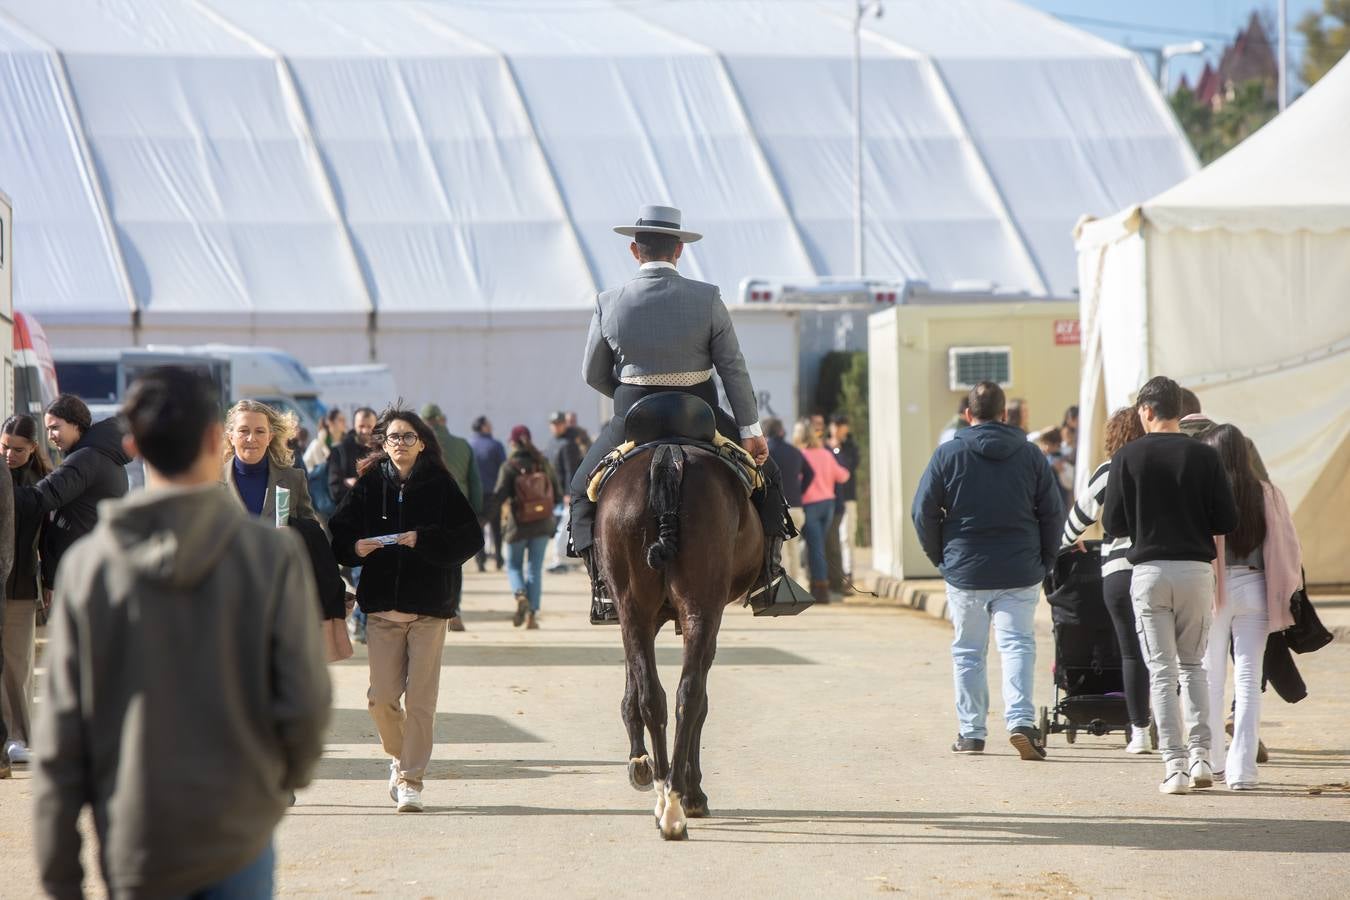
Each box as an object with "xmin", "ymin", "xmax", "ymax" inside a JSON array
[
  {"xmin": 322, "ymin": 617, "xmax": 354, "ymax": 663},
  {"xmin": 1285, "ymin": 574, "xmax": 1334, "ymax": 655}
]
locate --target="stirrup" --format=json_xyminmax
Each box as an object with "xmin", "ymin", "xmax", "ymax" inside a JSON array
[
  {"xmin": 581, "ymin": 547, "xmax": 620, "ymax": 625},
  {"xmin": 746, "ymin": 573, "xmax": 814, "ymax": 617}
]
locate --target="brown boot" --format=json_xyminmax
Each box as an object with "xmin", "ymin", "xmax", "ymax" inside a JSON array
[
  {"xmin": 810, "ymin": 581, "xmax": 832, "ymax": 604},
  {"xmin": 526, "ymin": 611, "xmax": 539, "ymax": 630},
  {"xmin": 513, "ymin": 591, "xmax": 528, "ymax": 628},
  {"xmin": 447, "ymin": 615, "xmax": 467, "ymax": 632}
]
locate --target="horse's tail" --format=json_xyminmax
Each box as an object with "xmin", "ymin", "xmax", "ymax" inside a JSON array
[{"xmin": 645, "ymin": 444, "xmax": 685, "ymax": 570}]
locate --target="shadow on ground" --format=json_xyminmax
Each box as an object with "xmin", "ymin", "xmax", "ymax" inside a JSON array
[
  {"xmin": 324, "ymin": 708, "xmax": 543, "ymax": 744},
  {"xmin": 335, "ymin": 645, "xmax": 814, "ymax": 668}
]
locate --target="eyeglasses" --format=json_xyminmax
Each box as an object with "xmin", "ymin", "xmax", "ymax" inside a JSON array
[{"xmin": 384, "ymin": 432, "xmax": 419, "ymax": 447}]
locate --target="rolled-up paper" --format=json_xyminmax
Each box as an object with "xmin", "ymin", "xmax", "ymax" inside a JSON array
[{"xmin": 275, "ymin": 486, "xmax": 290, "ymax": 528}]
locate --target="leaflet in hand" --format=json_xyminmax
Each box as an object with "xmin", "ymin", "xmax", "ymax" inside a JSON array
[{"xmin": 371, "ymin": 533, "xmax": 402, "ymax": 546}]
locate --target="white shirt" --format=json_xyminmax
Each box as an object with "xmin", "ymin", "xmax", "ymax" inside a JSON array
[{"xmin": 629, "ymin": 259, "xmax": 761, "ymax": 439}]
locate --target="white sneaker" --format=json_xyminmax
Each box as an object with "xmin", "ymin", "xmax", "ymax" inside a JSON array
[
  {"xmin": 5, "ymin": 740, "xmax": 30, "ymax": 765},
  {"xmin": 396, "ymin": 785, "xmax": 423, "ymax": 812},
  {"xmin": 1229, "ymin": 781, "xmax": 1258, "ymax": 791},
  {"xmin": 388, "ymin": 759, "xmax": 399, "ymax": 802},
  {"xmin": 1125, "ymin": 726, "xmax": 1151, "ymax": 754},
  {"xmin": 1160, "ymin": 770, "xmax": 1190, "ymax": 794},
  {"xmin": 1189, "ymin": 758, "xmax": 1214, "ymax": 789}
]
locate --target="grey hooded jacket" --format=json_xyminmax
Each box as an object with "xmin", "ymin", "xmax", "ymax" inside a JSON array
[{"xmin": 34, "ymin": 485, "xmax": 331, "ymax": 899}]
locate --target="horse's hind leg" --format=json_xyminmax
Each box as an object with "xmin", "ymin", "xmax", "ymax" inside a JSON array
[
  {"xmin": 659, "ymin": 607, "xmax": 722, "ymax": 840},
  {"xmin": 620, "ymin": 623, "xmax": 655, "ymax": 792},
  {"xmin": 632, "ymin": 624, "xmax": 670, "ymax": 784},
  {"xmin": 682, "ymin": 692, "xmax": 712, "ymax": 818}
]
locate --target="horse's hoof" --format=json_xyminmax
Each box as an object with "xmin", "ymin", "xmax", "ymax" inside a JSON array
[
  {"xmin": 684, "ymin": 800, "xmax": 710, "ymax": 819},
  {"xmin": 657, "ymin": 788, "xmax": 687, "ymax": 840},
  {"xmin": 628, "ymin": 755, "xmax": 655, "ymax": 792}
]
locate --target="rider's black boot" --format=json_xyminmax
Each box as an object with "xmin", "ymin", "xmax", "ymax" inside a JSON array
[{"xmin": 581, "ymin": 547, "xmax": 620, "ymax": 625}]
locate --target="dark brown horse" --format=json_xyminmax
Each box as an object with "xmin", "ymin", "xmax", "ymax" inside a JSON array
[{"xmin": 595, "ymin": 443, "xmax": 764, "ymax": 840}]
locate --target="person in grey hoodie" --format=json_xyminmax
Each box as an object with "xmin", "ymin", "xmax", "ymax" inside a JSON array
[{"xmin": 34, "ymin": 367, "xmax": 331, "ymax": 900}]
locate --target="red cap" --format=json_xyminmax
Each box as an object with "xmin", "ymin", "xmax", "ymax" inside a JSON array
[{"xmin": 509, "ymin": 425, "xmax": 531, "ymax": 445}]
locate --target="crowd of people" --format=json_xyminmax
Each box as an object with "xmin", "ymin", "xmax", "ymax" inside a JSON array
[{"xmin": 913, "ymin": 377, "xmax": 1309, "ymax": 794}]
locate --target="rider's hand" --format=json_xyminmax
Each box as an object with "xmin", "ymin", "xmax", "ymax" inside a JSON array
[
  {"xmin": 742, "ymin": 435, "xmax": 769, "ymax": 466},
  {"xmin": 1073, "ymin": 540, "xmax": 1087, "ymax": 554}
]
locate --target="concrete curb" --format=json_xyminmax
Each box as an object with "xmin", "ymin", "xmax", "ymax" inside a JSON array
[{"xmin": 867, "ymin": 575, "xmax": 950, "ymax": 622}]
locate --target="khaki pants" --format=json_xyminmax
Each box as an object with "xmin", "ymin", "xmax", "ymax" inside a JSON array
[
  {"xmin": 366, "ymin": 615, "xmax": 447, "ymax": 791},
  {"xmin": 784, "ymin": 508, "xmax": 808, "ymax": 584},
  {"xmin": 1, "ymin": 599, "xmax": 36, "ymax": 746}
]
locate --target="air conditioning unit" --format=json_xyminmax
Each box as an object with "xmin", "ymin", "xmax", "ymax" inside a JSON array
[{"xmin": 948, "ymin": 346, "xmax": 1012, "ymax": 391}]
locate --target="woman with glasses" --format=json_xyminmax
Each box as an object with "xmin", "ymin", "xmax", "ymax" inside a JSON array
[
  {"xmin": 1, "ymin": 415, "xmax": 50, "ymax": 767},
  {"xmin": 329, "ymin": 409, "xmax": 482, "ymax": 813}
]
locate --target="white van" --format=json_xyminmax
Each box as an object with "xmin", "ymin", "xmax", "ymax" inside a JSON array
[
  {"xmin": 309, "ymin": 364, "xmax": 400, "ymax": 419},
  {"xmin": 147, "ymin": 344, "xmax": 325, "ymax": 434}
]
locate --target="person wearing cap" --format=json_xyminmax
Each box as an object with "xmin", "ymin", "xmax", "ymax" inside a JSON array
[
  {"xmin": 421, "ymin": 403, "xmax": 483, "ymax": 632},
  {"xmin": 570, "ymin": 204, "xmax": 791, "ymax": 623},
  {"xmin": 545, "ymin": 411, "xmax": 585, "ymax": 574}
]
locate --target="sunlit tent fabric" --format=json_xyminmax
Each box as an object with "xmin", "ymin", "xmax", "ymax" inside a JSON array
[
  {"xmin": 1075, "ymin": 54, "xmax": 1350, "ymax": 584},
  {"xmin": 0, "ymin": 0, "xmax": 1193, "ymax": 324}
]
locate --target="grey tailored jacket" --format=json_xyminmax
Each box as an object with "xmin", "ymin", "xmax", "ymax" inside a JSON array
[
  {"xmin": 221, "ymin": 457, "xmax": 318, "ymax": 526},
  {"xmin": 582, "ymin": 266, "xmax": 759, "ymax": 430}
]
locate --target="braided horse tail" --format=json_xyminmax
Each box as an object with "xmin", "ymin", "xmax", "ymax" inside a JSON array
[{"xmin": 644, "ymin": 445, "xmax": 686, "ymax": 570}]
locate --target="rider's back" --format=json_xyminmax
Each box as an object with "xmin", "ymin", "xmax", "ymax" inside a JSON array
[{"xmin": 596, "ymin": 269, "xmax": 724, "ymax": 382}]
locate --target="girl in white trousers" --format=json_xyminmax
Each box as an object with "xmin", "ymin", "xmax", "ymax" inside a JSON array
[{"xmin": 1201, "ymin": 425, "xmax": 1301, "ymax": 791}]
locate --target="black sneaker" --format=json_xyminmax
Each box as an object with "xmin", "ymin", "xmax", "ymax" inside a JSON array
[
  {"xmin": 1009, "ymin": 726, "xmax": 1047, "ymax": 760},
  {"xmin": 951, "ymin": 735, "xmax": 985, "ymax": 754}
]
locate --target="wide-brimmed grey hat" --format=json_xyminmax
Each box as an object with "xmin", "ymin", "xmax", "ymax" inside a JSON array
[{"xmin": 613, "ymin": 204, "xmax": 702, "ymax": 243}]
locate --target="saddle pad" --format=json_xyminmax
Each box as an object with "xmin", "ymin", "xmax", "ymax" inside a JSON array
[{"xmin": 586, "ymin": 433, "xmax": 761, "ymax": 502}]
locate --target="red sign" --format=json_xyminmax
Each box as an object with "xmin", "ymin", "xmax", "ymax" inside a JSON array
[{"xmin": 1054, "ymin": 319, "xmax": 1080, "ymax": 346}]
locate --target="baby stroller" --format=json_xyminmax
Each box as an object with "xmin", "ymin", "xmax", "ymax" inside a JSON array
[{"xmin": 1038, "ymin": 542, "xmax": 1133, "ymax": 744}]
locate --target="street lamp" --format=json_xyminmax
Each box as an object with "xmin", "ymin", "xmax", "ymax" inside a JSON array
[
  {"xmin": 853, "ymin": 0, "xmax": 883, "ymax": 277},
  {"xmin": 1158, "ymin": 40, "xmax": 1206, "ymax": 93}
]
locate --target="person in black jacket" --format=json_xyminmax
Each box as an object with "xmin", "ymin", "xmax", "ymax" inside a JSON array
[
  {"xmin": 327, "ymin": 407, "xmax": 377, "ymax": 507},
  {"xmin": 328, "ymin": 409, "xmax": 482, "ymax": 813},
  {"xmin": 2, "ymin": 415, "xmax": 49, "ymax": 766},
  {"xmin": 825, "ymin": 413, "xmax": 860, "ymax": 594},
  {"xmin": 544, "ymin": 411, "xmax": 584, "ymax": 573},
  {"xmin": 14, "ymin": 395, "xmax": 130, "ymax": 599}
]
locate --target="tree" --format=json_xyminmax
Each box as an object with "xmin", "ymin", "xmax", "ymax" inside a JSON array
[
  {"xmin": 1298, "ymin": 0, "xmax": 1350, "ymax": 86},
  {"xmin": 1169, "ymin": 80, "xmax": 1275, "ymax": 165}
]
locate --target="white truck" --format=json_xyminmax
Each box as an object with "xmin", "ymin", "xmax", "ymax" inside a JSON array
[{"xmin": 147, "ymin": 344, "xmax": 326, "ymax": 434}]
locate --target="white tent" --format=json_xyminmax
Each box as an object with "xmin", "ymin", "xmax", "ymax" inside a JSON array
[
  {"xmin": 1075, "ymin": 54, "xmax": 1350, "ymax": 585},
  {"xmin": 0, "ymin": 0, "xmax": 1195, "ymax": 432}
]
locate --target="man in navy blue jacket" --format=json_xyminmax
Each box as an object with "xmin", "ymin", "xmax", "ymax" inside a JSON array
[{"xmin": 912, "ymin": 381, "xmax": 1062, "ymax": 760}]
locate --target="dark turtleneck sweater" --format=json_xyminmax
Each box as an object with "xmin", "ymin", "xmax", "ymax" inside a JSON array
[{"xmin": 232, "ymin": 456, "xmax": 269, "ymax": 518}]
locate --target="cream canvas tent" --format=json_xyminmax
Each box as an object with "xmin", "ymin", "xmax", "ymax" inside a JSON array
[{"xmin": 1075, "ymin": 55, "xmax": 1350, "ymax": 585}]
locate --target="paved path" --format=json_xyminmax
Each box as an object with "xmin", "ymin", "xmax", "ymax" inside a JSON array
[{"xmin": 3, "ymin": 566, "xmax": 1349, "ymax": 897}]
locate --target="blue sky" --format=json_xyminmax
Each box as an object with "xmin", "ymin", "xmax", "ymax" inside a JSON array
[{"xmin": 1021, "ymin": 0, "xmax": 1325, "ymax": 89}]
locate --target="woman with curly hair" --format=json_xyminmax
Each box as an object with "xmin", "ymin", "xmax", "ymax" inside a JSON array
[
  {"xmin": 221, "ymin": 399, "xmax": 316, "ymax": 524},
  {"xmin": 1061, "ymin": 406, "xmax": 1149, "ymax": 753}
]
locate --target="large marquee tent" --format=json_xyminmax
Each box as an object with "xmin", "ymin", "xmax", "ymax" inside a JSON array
[
  {"xmin": 1075, "ymin": 54, "xmax": 1350, "ymax": 585},
  {"xmin": 0, "ymin": 0, "xmax": 1194, "ymax": 427}
]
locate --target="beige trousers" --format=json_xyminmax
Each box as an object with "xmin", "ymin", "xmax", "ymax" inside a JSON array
[
  {"xmin": 1, "ymin": 599, "xmax": 36, "ymax": 746},
  {"xmin": 784, "ymin": 508, "xmax": 808, "ymax": 584},
  {"xmin": 366, "ymin": 614, "xmax": 447, "ymax": 791}
]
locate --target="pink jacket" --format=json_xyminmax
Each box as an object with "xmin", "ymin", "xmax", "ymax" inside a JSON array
[
  {"xmin": 799, "ymin": 447, "xmax": 850, "ymax": 506},
  {"xmin": 1214, "ymin": 482, "xmax": 1301, "ymax": 634}
]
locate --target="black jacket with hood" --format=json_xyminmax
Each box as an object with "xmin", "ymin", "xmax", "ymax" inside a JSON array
[
  {"xmin": 16, "ymin": 417, "xmax": 131, "ymax": 588},
  {"xmin": 911, "ymin": 421, "xmax": 1062, "ymax": 591},
  {"xmin": 329, "ymin": 455, "xmax": 483, "ymax": 617}
]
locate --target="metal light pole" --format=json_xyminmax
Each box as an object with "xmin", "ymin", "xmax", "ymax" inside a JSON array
[
  {"xmin": 1278, "ymin": 0, "xmax": 1288, "ymax": 111},
  {"xmin": 853, "ymin": 0, "xmax": 883, "ymax": 278}
]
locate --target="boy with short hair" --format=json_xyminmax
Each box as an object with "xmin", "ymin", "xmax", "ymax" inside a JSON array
[{"xmin": 35, "ymin": 367, "xmax": 331, "ymax": 898}]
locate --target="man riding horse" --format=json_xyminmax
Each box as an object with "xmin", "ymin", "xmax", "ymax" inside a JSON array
[{"xmin": 569, "ymin": 204, "xmax": 792, "ymax": 623}]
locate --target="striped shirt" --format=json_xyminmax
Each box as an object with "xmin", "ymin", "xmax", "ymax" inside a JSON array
[{"xmin": 1062, "ymin": 460, "xmax": 1133, "ymax": 577}]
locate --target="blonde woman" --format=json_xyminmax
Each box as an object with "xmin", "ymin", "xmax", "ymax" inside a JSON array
[
  {"xmin": 222, "ymin": 399, "xmax": 317, "ymax": 525},
  {"xmin": 792, "ymin": 417, "xmax": 850, "ymax": 603}
]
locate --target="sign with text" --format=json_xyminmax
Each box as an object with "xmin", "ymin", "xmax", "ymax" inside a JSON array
[{"xmin": 1054, "ymin": 319, "xmax": 1080, "ymax": 346}]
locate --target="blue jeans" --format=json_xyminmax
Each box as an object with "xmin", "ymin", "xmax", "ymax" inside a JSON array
[
  {"xmin": 946, "ymin": 583, "xmax": 1040, "ymax": 740},
  {"xmin": 801, "ymin": 499, "xmax": 835, "ymax": 582},
  {"xmin": 507, "ymin": 536, "xmax": 550, "ymax": 611},
  {"xmin": 188, "ymin": 842, "xmax": 274, "ymax": 899}
]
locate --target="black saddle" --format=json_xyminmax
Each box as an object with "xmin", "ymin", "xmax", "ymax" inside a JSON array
[{"xmin": 624, "ymin": 392, "xmax": 717, "ymax": 445}]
